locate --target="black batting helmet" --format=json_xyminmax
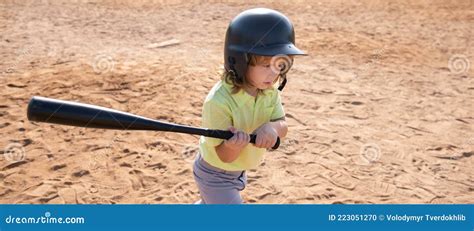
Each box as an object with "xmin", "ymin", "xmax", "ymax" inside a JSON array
[{"xmin": 224, "ymin": 8, "xmax": 306, "ymax": 91}]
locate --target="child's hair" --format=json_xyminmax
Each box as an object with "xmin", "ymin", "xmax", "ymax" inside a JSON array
[{"xmin": 222, "ymin": 54, "xmax": 285, "ymax": 95}]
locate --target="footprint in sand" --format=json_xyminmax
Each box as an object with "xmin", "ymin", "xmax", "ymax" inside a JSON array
[
  {"xmin": 58, "ymin": 188, "xmax": 78, "ymax": 204},
  {"xmin": 255, "ymin": 192, "xmax": 276, "ymax": 201},
  {"xmin": 26, "ymin": 183, "xmax": 59, "ymax": 203},
  {"xmin": 270, "ymin": 169, "xmax": 290, "ymax": 187},
  {"xmin": 171, "ymin": 181, "xmax": 196, "ymax": 203},
  {"xmin": 393, "ymin": 149, "xmax": 413, "ymax": 162},
  {"xmin": 2, "ymin": 160, "xmax": 28, "ymax": 171},
  {"xmin": 0, "ymin": 122, "xmax": 10, "ymax": 129},
  {"xmin": 407, "ymin": 171, "xmax": 437, "ymax": 187},
  {"xmin": 367, "ymin": 180, "xmax": 397, "ymax": 196},
  {"xmin": 181, "ymin": 145, "xmax": 199, "ymax": 163},
  {"xmin": 88, "ymin": 185, "xmax": 98, "ymax": 194},
  {"xmin": 322, "ymin": 171, "xmax": 356, "ymax": 191},
  {"xmin": 429, "ymin": 196, "xmax": 454, "ymax": 204},
  {"xmin": 128, "ymin": 168, "xmax": 160, "ymax": 191},
  {"xmin": 119, "ymin": 162, "xmax": 132, "ymax": 168},
  {"xmin": 393, "ymin": 181, "xmax": 436, "ymax": 201},
  {"xmin": 128, "ymin": 169, "xmax": 145, "ymax": 190},
  {"xmin": 278, "ymin": 138, "xmax": 298, "ymax": 155},
  {"xmin": 281, "ymin": 187, "xmax": 314, "ymax": 202},
  {"xmin": 314, "ymin": 193, "xmax": 337, "ymax": 200},
  {"xmin": 72, "ymin": 170, "xmax": 90, "ymax": 178},
  {"xmin": 50, "ymin": 164, "xmax": 67, "ymax": 171}
]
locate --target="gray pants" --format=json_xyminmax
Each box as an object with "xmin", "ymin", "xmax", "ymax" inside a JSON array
[{"xmin": 193, "ymin": 153, "xmax": 247, "ymax": 204}]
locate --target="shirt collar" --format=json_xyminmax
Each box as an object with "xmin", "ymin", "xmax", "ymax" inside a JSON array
[{"xmin": 222, "ymin": 80, "xmax": 275, "ymax": 107}]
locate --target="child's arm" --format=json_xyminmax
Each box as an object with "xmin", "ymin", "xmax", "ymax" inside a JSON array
[
  {"xmin": 269, "ymin": 117, "xmax": 288, "ymax": 138},
  {"xmin": 253, "ymin": 91, "xmax": 288, "ymax": 148},
  {"xmin": 215, "ymin": 126, "xmax": 250, "ymax": 163}
]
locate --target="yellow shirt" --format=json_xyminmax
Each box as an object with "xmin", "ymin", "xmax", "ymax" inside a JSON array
[{"xmin": 199, "ymin": 78, "xmax": 286, "ymax": 171}]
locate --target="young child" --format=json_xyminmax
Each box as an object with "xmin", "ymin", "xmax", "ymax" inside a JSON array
[{"xmin": 193, "ymin": 8, "xmax": 306, "ymax": 204}]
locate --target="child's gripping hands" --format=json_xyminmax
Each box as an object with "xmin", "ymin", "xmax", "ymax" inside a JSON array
[
  {"xmin": 223, "ymin": 126, "xmax": 251, "ymax": 150},
  {"xmin": 215, "ymin": 126, "xmax": 250, "ymax": 163},
  {"xmin": 252, "ymin": 118, "xmax": 288, "ymax": 149},
  {"xmin": 215, "ymin": 120, "xmax": 287, "ymax": 163},
  {"xmin": 252, "ymin": 123, "xmax": 279, "ymax": 149}
]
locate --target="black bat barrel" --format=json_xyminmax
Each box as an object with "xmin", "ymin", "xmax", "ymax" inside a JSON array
[
  {"xmin": 28, "ymin": 96, "xmax": 173, "ymax": 130},
  {"xmin": 27, "ymin": 96, "xmax": 279, "ymax": 149}
]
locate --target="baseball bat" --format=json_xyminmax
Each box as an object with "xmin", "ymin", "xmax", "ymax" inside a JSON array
[{"xmin": 27, "ymin": 96, "xmax": 280, "ymax": 149}]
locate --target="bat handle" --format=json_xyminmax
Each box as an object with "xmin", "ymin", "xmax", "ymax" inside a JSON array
[{"xmin": 208, "ymin": 130, "xmax": 280, "ymax": 150}]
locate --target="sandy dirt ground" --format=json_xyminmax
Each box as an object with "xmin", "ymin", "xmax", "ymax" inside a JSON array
[{"xmin": 0, "ymin": 0, "xmax": 472, "ymax": 204}]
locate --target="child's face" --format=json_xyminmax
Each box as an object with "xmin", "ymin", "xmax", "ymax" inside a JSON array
[{"xmin": 246, "ymin": 56, "xmax": 280, "ymax": 90}]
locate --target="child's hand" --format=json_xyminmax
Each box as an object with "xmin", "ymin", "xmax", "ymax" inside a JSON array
[
  {"xmin": 223, "ymin": 126, "xmax": 250, "ymax": 151},
  {"xmin": 252, "ymin": 123, "xmax": 278, "ymax": 149}
]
